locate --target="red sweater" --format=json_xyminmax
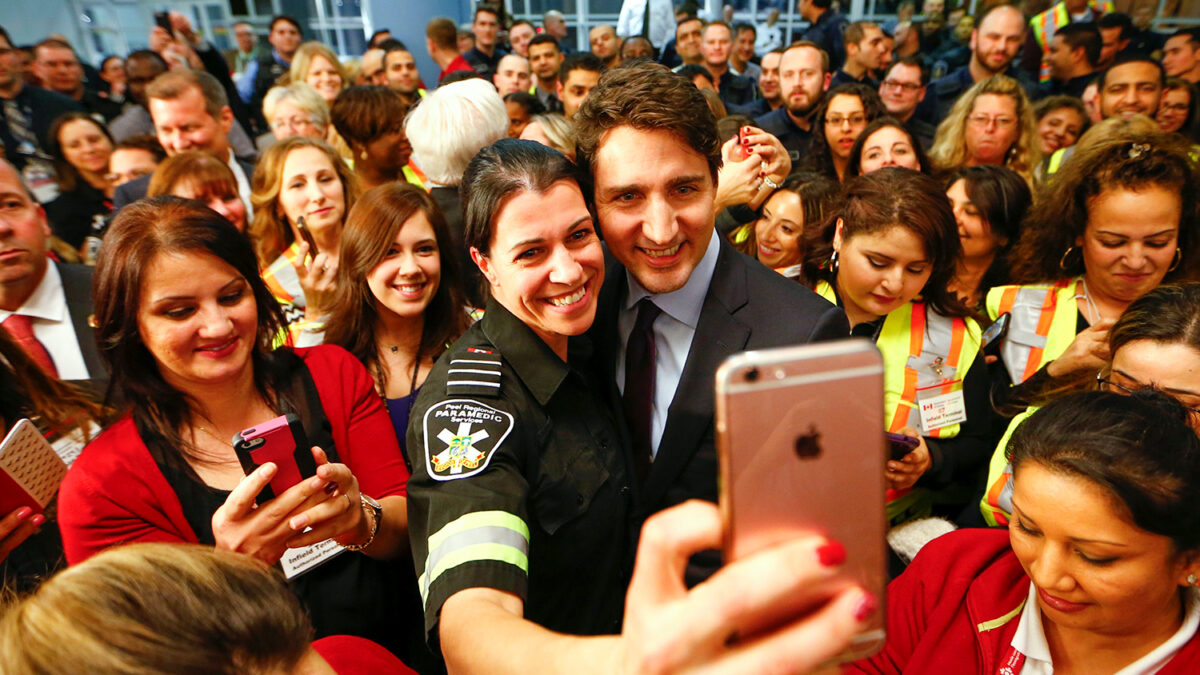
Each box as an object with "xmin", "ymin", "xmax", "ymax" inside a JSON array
[
  {"xmin": 58, "ymin": 345, "xmax": 409, "ymax": 564},
  {"xmin": 847, "ymin": 528, "xmax": 1200, "ymax": 674}
]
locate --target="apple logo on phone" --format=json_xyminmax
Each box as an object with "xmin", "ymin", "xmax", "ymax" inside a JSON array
[{"xmin": 794, "ymin": 424, "xmax": 822, "ymax": 459}]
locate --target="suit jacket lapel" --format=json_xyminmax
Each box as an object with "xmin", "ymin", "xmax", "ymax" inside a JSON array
[
  {"xmin": 641, "ymin": 239, "xmax": 750, "ymax": 507},
  {"xmin": 57, "ymin": 263, "xmax": 104, "ymax": 379}
]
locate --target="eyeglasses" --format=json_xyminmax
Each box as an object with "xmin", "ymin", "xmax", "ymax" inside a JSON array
[
  {"xmin": 271, "ymin": 116, "xmax": 318, "ymax": 131},
  {"xmin": 881, "ymin": 79, "xmax": 922, "ymax": 93},
  {"xmin": 825, "ymin": 114, "xmax": 867, "ymax": 127},
  {"xmin": 967, "ymin": 113, "xmax": 1017, "ymax": 128},
  {"xmin": 1097, "ymin": 373, "xmax": 1200, "ymax": 417}
]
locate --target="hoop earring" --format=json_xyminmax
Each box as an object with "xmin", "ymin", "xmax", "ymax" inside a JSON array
[
  {"xmin": 1170, "ymin": 247, "xmax": 1182, "ymax": 272},
  {"xmin": 1059, "ymin": 246, "xmax": 1077, "ymax": 271}
]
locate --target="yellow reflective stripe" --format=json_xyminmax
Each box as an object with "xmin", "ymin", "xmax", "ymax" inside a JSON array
[
  {"xmin": 815, "ymin": 279, "xmax": 837, "ymax": 303},
  {"xmin": 977, "ymin": 598, "xmax": 1026, "ymax": 633},
  {"xmin": 420, "ymin": 510, "xmax": 530, "ymax": 604},
  {"xmin": 428, "ymin": 510, "xmax": 529, "ymax": 552},
  {"xmin": 980, "ymin": 407, "xmax": 1037, "ymax": 526}
]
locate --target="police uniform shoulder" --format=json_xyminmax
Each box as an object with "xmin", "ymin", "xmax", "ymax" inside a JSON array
[
  {"xmin": 444, "ymin": 345, "xmax": 505, "ymax": 399},
  {"xmin": 933, "ymin": 73, "xmax": 963, "ymax": 98}
]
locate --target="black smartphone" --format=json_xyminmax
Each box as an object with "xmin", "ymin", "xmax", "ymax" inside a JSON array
[
  {"xmin": 982, "ymin": 312, "xmax": 1011, "ymax": 357},
  {"xmin": 295, "ymin": 215, "xmax": 319, "ymax": 257},
  {"xmin": 885, "ymin": 431, "xmax": 920, "ymax": 461},
  {"xmin": 153, "ymin": 11, "xmax": 173, "ymax": 34}
]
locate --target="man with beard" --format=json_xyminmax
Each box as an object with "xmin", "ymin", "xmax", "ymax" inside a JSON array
[
  {"xmin": 382, "ymin": 42, "xmax": 423, "ymax": 107},
  {"xmin": 831, "ymin": 21, "xmax": 888, "ymax": 88},
  {"xmin": 1044, "ymin": 57, "xmax": 1162, "ymax": 174},
  {"xmin": 754, "ymin": 41, "xmax": 829, "ymax": 161},
  {"xmin": 528, "ymin": 34, "xmax": 564, "ymax": 112},
  {"xmin": 931, "ymin": 4, "xmax": 1036, "ymax": 121},
  {"xmin": 590, "ymin": 25, "xmax": 622, "ymax": 69}
]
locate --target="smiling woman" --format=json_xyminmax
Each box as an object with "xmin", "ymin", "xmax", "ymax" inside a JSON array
[
  {"xmin": 58, "ymin": 196, "xmax": 425, "ymax": 662},
  {"xmin": 44, "ymin": 113, "xmax": 115, "ymax": 251},
  {"xmin": 850, "ymin": 389, "xmax": 1200, "ymax": 674}
]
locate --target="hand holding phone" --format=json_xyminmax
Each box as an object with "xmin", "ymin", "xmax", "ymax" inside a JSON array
[
  {"xmin": 885, "ymin": 431, "xmax": 920, "ymax": 461},
  {"xmin": 233, "ymin": 413, "xmax": 318, "ymax": 505},
  {"xmin": 295, "ymin": 216, "xmax": 319, "ymax": 258}
]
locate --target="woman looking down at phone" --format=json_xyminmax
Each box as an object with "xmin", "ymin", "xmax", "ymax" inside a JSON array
[
  {"xmin": 982, "ymin": 283, "xmax": 1200, "ymax": 526},
  {"xmin": 249, "ymin": 137, "xmax": 359, "ymax": 335},
  {"xmin": 57, "ymin": 197, "xmax": 420, "ymax": 658},
  {"xmin": 405, "ymin": 139, "xmax": 877, "ymax": 673},
  {"xmin": 323, "ymin": 183, "xmax": 471, "ymax": 451},
  {"xmin": 801, "ymin": 168, "xmax": 989, "ymax": 524},
  {"xmin": 991, "ymin": 130, "xmax": 1198, "ymax": 407},
  {"xmin": 850, "ymin": 390, "xmax": 1200, "ymax": 674}
]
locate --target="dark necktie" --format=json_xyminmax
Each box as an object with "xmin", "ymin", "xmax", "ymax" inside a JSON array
[
  {"xmin": 642, "ymin": 0, "xmax": 652, "ymax": 39},
  {"xmin": 623, "ymin": 299, "xmax": 662, "ymax": 480},
  {"xmin": 2, "ymin": 314, "xmax": 59, "ymax": 378}
]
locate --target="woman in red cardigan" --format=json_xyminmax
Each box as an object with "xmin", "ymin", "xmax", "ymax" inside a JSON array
[
  {"xmin": 57, "ymin": 196, "xmax": 423, "ymax": 662},
  {"xmin": 850, "ymin": 389, "xmax": 1200, "ymax": 674}
]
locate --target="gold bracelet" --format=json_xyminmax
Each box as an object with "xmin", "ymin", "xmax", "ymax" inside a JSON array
[{"xmin": 343, "ymin": 494, "xmax": 381, "ymax": 551}]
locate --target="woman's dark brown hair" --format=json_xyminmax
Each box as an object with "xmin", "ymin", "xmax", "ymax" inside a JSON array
[
  {"xmin": 0, "ymin": 331, "xmax": 111, "ymax": 442},
  {"xmin": 323, "ymin": 183, "xmax": 470, "ymax": 393},
  {"xmin": 92, "ymin": 196, "xmax": 293, "ymax": 469},
  {"xmin": 1010, "ymin": 130, "xmax": 1197, "ymax": 284},
  {"xmin": 329, "ymin": 85, "xmax": 410, "ymax": 149},
  {"xmin": 47, "ymin": 112, "xmax": 114, "ymax": 193},
  {"xmin": 732, "ymin": 171, "xmax": 841, "ymax": 263},
  {"xmin": 845, "ymin": 116, "xmax": 932, "ymax": 177},
  {"xmin": 802, "ymin": 167, "xmax": 971, "ymax": 319},
  {"xmin": 946, "ymin": 164, "xmax": 1030, "ymax": 292},
  {"xmin": 805, "ymin": 82, "xmax": 887, "ymax": 181}
]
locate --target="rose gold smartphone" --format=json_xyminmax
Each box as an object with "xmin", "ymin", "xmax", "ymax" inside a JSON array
[{"xmin": 715, "ymin": 339, "xmax": 887, "ymax": 661}]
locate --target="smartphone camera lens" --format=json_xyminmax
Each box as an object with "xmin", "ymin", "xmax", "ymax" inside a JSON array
[{"xmin": 744, "ymin": 367, "xmax": 760, "ymax": 382}]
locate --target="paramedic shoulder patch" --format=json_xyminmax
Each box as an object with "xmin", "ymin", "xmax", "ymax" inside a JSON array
[{"xmin": 423, "ymin": 399, "xmax": 514, "ymax": 481}]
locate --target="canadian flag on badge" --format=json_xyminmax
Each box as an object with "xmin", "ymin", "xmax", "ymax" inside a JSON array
[{"xmin": 466, "ymin": 347, "xmax": 494, "ymax": 355}]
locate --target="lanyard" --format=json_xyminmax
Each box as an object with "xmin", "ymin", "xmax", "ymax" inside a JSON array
[{"xmin": 995, "ymin": 643, "xmax": 1028, "ymax": 675}]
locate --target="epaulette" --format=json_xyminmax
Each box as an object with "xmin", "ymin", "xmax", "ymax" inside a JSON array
[{"xmin": 446, "ymin": 346, "xmax": 503, "ymax": 398}]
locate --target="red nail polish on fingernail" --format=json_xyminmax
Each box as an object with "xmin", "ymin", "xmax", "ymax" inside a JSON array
[
  {"xmin": 15, "ymin": 507, "xmax": 32, "ymax": 519},
  {"xmin": 854, "ymin": 592, "xmax": 878, "ymax": 622},
  {"xmin": 816, "ymin": 540, "xmax": 846, "ymax": 567},
  {"xmin": 31, "ymin": 514, "xmax": 45, "ymax": 527}
]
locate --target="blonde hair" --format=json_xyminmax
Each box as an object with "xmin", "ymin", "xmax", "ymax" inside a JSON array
[
  {"xmin": 529, "ymin": 113, "xmax": 577, "ymax": 159},
  {"xmin": 262, "ymin": 81, "xmax": 330, "ymax": 135},
  {"xmin": 0, "ymin": 543, "xmax": 311, "ymax": 675},
  {"xmin": 929, "ymin": 75, "xmax": 1041, "ymax": 185},
  {"xmin": 286, "ymin": 41, "xmax": 347, "ymax": 98},
  {"xmin": 248, "ymin": 137, "xmax": 361, "ymax": 266}
]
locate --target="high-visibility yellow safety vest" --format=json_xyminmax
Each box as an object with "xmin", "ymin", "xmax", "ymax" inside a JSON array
[
  {"xmin": 986, "ymin": 278, "xmax": 1082, "ymax": 384},
  {"xmin": 815, "ymin": 281, "xmax": 982, "ymax": 523},
  {"xmin": 403, "ymin": 160, "xmax": 428, "ymax": 191},
  {"xmin": 1029, "ymin": 0, "xmax": 1114, "ymax": 83},
  {"xmin": 979, "ymin": 407, "xmax": 1036, "ymax": 526}
]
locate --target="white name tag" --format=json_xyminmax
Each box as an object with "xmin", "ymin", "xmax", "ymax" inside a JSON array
[
  {"xmin": 280, "ymin": 537, "xmax": 345, "ymax": 579},
  {"xmin": 918, "ymin": 390, "xmax": 967, "ymax": 433}
]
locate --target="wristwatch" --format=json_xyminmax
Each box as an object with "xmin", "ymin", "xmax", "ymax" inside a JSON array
[{"xmin": 344, "ymin": 494, "xmax": 382, "ymax": 551}]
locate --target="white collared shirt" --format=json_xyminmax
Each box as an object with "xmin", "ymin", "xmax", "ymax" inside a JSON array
[
  {"xmin": 226, "ymin": 152, "xmax": 253, "ymax": 219},
  {"xmin": 616, "ymin": 232, "xmax": 720, "ymax": 458},
  {"xmin": 0, "ymin": 264, "xmax": 90, "ymax": 379},
  {"xmin": 1011, "ymin": 582, "xmax": 1200, "ymax": 674}
]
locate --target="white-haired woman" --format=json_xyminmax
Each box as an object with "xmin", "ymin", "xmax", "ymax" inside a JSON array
[
  {"xmin": 404, "ymin": 78, "xmax": 508, "ymax": 306},
  {"xmin": 263, "ymin": 82, "xmax": 330, "ymax": 142}
]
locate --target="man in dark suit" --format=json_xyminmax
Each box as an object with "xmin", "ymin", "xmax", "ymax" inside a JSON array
[
  {"xmin": 113, "ymin": 70, "xmax": 255, "ymax": 215},
  {"xmin": 575, "ymin": 62, "xmax": 849, "ymax": 582},
  {"xmin": 0, "ymin": 160, "xmax": 103, "ymax": 384}
]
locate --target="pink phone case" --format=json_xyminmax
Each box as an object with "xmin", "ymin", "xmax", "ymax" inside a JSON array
[
  {"xmin": 232, "ymin": 413, "xmax": 315, "ymax": 504},
  {"xmin": 716, "ymin": 339, "xmax": 887, "ymax": 661}
]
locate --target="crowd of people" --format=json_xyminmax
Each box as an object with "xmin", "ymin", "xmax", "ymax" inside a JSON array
[{"xmin": 3, "ymin": 1, "xmax": 1200, "ymax": 673}]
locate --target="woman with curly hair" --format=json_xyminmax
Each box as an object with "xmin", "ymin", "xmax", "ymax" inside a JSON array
[
  {"xmin": 929, "ymin": 75, "xmax": 1040, "ymax": 185},
  {"xmin": 989, "ymin": 130, "xmax": 1199, "ymax": 403},
  {"xmin": 803, "ymin": 82, "xmax": 887, "ymax": 181}
]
